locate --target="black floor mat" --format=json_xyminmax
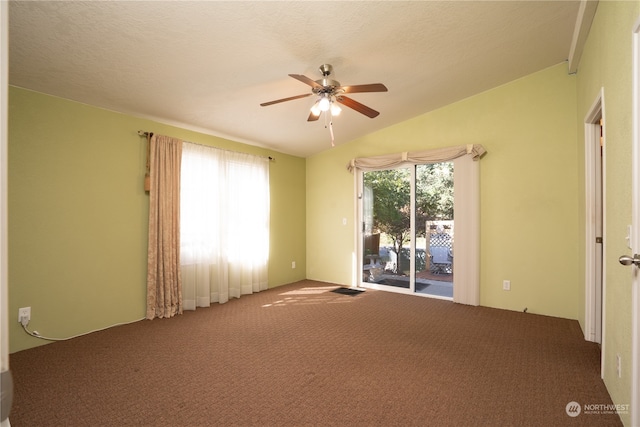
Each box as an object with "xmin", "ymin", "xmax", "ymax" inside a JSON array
[{"xmin": 331, "ymin": 287, "xmax": 365, "ymax": 296}]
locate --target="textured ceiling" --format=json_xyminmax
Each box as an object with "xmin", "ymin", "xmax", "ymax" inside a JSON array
[{"xmin": 9, "ymin": 1, "xmax": 582, "ymax": 157}]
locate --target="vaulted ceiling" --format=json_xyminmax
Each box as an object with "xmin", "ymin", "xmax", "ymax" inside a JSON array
[{"xmin": 9, "ymin": 1, "xmax": 592, "ymax": 157}]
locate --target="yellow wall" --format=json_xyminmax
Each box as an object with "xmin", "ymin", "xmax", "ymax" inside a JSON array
[
  {"xmin": 307, "ymin": 63, "xmax": 579, "ymax": 319},
  {"xmin": 576, "ymin": 2, "xmax": 639, "ymax": 425},
  {"xmin": 8, "ymin": 87, "xmax": 307, "ymax": 353}
]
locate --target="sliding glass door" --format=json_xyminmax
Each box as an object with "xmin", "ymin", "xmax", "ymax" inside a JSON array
[
  {"xmin": 360, "ymin": 162, "xmax": 454, "ymax": 299},
  {"xmin": 362, "ymin": 167, "xmax": 411, "ymax": 289}
]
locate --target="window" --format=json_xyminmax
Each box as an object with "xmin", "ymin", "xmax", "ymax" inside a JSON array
[{"xmin": 180, "ymin": 142, "xmax": 270, "ymax": 308}]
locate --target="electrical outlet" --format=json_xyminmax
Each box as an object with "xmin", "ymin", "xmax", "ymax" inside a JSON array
[
  {"xmin": 503, "ymin": 280, "xmax": 511, "ymax": 291},
  {"xmin": 18, "ymin": 307, "xmax": 31, "ymax": 324},
  {"xmin": 291, "ymin": 261, "xmax": 296, "ymax": 269}
]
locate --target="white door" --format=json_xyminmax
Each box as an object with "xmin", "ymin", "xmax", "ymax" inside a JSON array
[{"xmin": 627, "ymin": 16, "xmax": 640, "ymax": 427}]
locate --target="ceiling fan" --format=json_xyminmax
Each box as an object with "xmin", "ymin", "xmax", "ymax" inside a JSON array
[{"xmin": 260, "ymin": 64, "xmax": 388, "ymax": 122}]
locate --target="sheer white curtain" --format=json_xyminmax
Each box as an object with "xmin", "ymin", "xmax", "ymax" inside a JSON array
[
  {"xmin": 180, "ymin": 142, "xmax": 269, "ymax": 308},
  {"xmin": 451, "ymin": 154, "xmax": 480, "ymax": 306}
]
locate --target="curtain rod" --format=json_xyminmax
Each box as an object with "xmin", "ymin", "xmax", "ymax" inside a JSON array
[{"xmin": 137, "ymin": 130, "xmax": 274, "ymax": 161}]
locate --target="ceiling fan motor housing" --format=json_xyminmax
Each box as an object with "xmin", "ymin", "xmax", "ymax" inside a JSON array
[
  {"xmin": 313, "ymin": 78, "xmax": 341, "ymax": 95},
  {"xmin": 314, "ymin": 64, "xmax": 341, "ymax": 95}
]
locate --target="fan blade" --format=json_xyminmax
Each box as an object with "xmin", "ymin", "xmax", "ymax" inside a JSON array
[
  {"xmin": 336, "ymin": 96, "xmax": 380, "ymax": 118},
  {"xmin": 340, "ymin": 83, "xmax": 388, "ymax": 93},
  {"xmin": 260, "ymin": 93, "xmax": 312, "ymax": 107},
  {"xmin": 289, "ymin": 74, "xmax": 324, "ymax": 89},
  {"xmin": 307, "ymin": 111, "xmax": 320, "ymax": 122}
]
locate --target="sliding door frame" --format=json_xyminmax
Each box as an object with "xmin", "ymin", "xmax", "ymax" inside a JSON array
[{"xmin": 353, "ymin": 154, "xmax": 479, "ymax": 305}]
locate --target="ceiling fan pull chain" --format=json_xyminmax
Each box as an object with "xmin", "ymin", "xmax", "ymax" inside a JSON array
[{"xmin": 329, "ymin": 120, "xmax": 335, "ymax": 147}]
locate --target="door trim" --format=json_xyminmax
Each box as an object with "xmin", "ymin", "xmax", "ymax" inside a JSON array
[
  {"xmin": 0, "ymin": 1, "xmax": 10, "ymax": 424},
  {"xmin": 584, "ymin": 89, "xmax": 606, "ymax": 366}
]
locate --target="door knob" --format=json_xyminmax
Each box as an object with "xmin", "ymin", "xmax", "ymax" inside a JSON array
[{"xmin": 619, "ymin": 254, "xmax": 640, "ymax": 267}]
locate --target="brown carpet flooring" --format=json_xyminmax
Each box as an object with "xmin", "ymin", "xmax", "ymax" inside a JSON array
[{"xmin": 8, "ymin": 280, "xmax": 622, "ymax": 426}]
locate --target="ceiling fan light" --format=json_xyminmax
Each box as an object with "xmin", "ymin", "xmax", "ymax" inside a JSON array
[
  {"xmin": 318, "ymin": 96, "xmax": 331, "ymax": 111},
  {"xmin": 310, "ymin": 102, "xmax": 321, "ymax": 116},
  {"xmin": 330, "ymin": 103, "xmax": 342, "ymax": 116}
]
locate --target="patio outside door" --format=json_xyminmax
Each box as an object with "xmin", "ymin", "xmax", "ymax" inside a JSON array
[
  {"xmin": 360, "ymin": 162, "xmax": 454, "ymax": 299},
  {"xmin": 415, "ymin": 163, "xmax": 454, "ymax": 299}
]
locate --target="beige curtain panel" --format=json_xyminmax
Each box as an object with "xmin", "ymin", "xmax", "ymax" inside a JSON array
[
  {"xmin": 146, "ymin": 134, "xmax": 183, "ymax": 320},
  {"xmin": 347, "ymin": 144, "xmax": 487, "ymax": 172}
]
